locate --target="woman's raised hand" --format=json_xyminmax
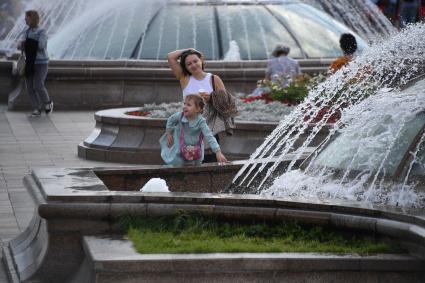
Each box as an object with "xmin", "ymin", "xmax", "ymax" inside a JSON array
[{"xmin": 168, "ymin": 48, "xmax": 194, "ymax": 80}]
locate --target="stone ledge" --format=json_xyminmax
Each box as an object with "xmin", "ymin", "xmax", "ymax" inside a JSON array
[
  {"xmin": 72, "ymin": 235, "xmax": 425, "ymax": 283},
  {"xmin": 4, "ymin": 58, "xmax": 332, "ymax": 110},
  {"xmin": 44, "ymin": 59, "xmax": 333, "ymax": 69},
  {"xmin": 83, "ymin": 236, "xmax": 424, "ymax": 272}
]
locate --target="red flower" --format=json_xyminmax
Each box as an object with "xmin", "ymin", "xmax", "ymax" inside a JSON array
[
  {"xmin": 242, "ymin": 93, "xmax": 295, "ymax": 105},
  {"xmin": 126, "ymin": 111, "xmax": 151, "ymax": 117}
]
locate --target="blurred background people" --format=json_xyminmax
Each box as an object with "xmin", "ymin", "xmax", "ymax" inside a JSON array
[
  {"xmin": 399, "ymin": 0, "xmax": 421, "ymax": 27},
  {"xmin": 265, "ymin": 44, "xmax": 301, "ymax": 86},
  {"xmin": 250, "ymin": 44, "xmax": 301, "ymax": 97},
  {"xmin": 373, "ymin": 0, "xmax": 423, "ymax": 27},
  {"xmin": 383, "ymin": 0, "xmax": 399, "ymax": 24},
  {"xmin": 330, "ymin": 33, "xmax": 357, "ymax": 73}
]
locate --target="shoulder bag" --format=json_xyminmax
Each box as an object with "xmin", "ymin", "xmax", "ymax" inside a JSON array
[
  {"xmin": 17, "ymin": 51, "xmax": 26, "ymax": 77},
  {"xmin": 179, "ymin": 115, "xmax": 204, "ymax": 161}
]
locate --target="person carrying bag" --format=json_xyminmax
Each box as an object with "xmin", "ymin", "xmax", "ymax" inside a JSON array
[{"xmin": 18, "ymin": 10, "xmax": 53, "ymax": 117}]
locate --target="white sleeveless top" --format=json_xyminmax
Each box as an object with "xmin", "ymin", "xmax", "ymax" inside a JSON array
[{"xmin": 182, "ymin": 73, "xmax": 213, "ymax": 97}]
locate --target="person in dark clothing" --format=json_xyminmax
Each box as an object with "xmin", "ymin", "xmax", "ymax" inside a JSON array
[
  {"xmin": 330, "ymin": 33, "xmax": 358, "ymax": 73},
  {"xmin": 18, "ymin": 10, "xmax": 53, "ymax": 117},
  {"xmin": 399, "ymin": 0, "xmax": 421, "ymax": 28},
  {"xmin": 383, "ymin": 0, "xmax": 399, "ymax": 24}
]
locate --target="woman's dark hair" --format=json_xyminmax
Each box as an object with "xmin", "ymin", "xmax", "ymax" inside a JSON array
[
  {"xmin": 25, "ymin": 10, "xmax": 40, "ymax": 28},
  {"xmin": 179, "ymin": 49, "xmax": 205, "ymax": 76},
  {"xmin": 339, "ymin": 33, "xmax": 357, "ymax": 55},
  {"xmin": 185, "ymin": 94, "xmax": 205, "ymax": 113}
]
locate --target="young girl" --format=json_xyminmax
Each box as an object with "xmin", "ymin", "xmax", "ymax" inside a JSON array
[
  {"xmin": 167, "ymin": 48, "xmax": 237, "ymax": 162},
  {"xmin": 159, "ymin": 94, "xmax": 228, "ymax": 166}
]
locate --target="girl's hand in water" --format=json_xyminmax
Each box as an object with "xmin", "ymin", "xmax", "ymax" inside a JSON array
[
  {"xmin": 166, "ymin": 133, "xmax": 173, "ymax": 147},
  {"xmin": 215, "ymin": 151, "xmax": 228, "ymax": 165}
]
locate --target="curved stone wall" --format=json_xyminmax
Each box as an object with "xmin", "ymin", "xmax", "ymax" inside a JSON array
[
  {"xmin": 3, "ymin": 166, "xmax": 425, "ymax": 282},
  {"xmin": 78, "ymin": 107, "xmax": 329, "ymax": 164}
]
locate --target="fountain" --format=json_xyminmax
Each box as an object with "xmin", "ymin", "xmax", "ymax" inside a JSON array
[
  {"xmin": 2, "ymin": 160, "xmax": 425, "ymax": 282},
  {"xmin": 304, "ymin": 0, "xmax": 396, "ymax": 41},
  {"xmin": 3, "ymin": 3, "xmax": 425, "ymax": 283},
  {"xmin": 230, "ymin": 23, "xmax": 425, "ymax": 208},
  {"xmin": 5, "ymin": 0, "xmax": 366, "ymax": 109},
  {"xmin": 261, "ymin": 78, "xmax": 425, "ymax": 207},
  {"xmin": 2, "ymin": 0, "xmax": 379, "ymax": 60}
]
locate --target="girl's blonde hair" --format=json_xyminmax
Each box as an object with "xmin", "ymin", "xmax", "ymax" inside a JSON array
[
  {"xmin": 185, "ymin": 94, "xmax": 205, "ymax": 113},
  {"xmin": 25, "ymin": 10, "xmax": 40, "ymax": 28}
]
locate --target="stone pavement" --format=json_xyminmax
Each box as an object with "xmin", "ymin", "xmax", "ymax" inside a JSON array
[{"xmin": 0, "ymin": 104, "xmax": 134, "ymax": 282}]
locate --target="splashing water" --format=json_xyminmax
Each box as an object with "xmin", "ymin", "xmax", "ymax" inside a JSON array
[
  {"xmin": 1, "ymin": 0, "xmax": 89, "ymax": 52},
  {"xmin": 262, "ymin": 84, "xmax": 425, "ymax": 207},
  {"xmin": 301, "ymin": 0, "xmax": 396, "ymax": 42},
  {"xmin": 223, "ymin": 40, "xmax": 241, "ymax": 61},
  {"xmin": 231, "ymin": 23, "xmax": 425, "ymax": 208}
]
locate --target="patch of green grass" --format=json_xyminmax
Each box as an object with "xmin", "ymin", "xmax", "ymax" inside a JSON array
[{"xmin": 118, "ymin": 213, "xmax": 404, "ymax": 255}]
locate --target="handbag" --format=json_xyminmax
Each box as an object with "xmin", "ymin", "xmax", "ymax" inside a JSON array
[
  {"xmin": 17, "ymin": 30, "xmax": 29, "ymax": 77},
  {"xmin": 17, "ymin": 52, "xmax": 26, "ymax": 77},
  {"xmin": 179, "ymin": 124, "xmax": 203, "ymax": 161}
]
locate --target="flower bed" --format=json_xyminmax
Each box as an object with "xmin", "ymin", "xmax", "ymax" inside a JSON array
[
  {"xmin": 124, "ymin": 74, "xmax": 340, "ymax": 123},
  {"xmin": 126, "ymin": 99, "xmax": 296, "ymax": 122}
]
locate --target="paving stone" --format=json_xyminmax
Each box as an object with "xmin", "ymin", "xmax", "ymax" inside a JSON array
[
  {"xmin": 9, "ymin": 192, "xmax": 32, "ymax": 203},
  {"xmin": 0, "ymin": 145, "xmax": 20, "ymax": 152},
  {"xmin": 0, "ymin": 220, "xmax": 19, "ymax": 229},
  {"xmin": 0, "ymin": 155, "xmax": 26, "ymax": 166},
  {"xmin": 4, "ymin": 188, "xmax": 26, "ymax": 194},
  {"xmin": 0, "ymin": 107, "xmax": 139, "ymax": 249},
  {"xmin": 25, "ymin": 161, "xmax": 55, "ymax": 167},
  {"xmin": 22, "ymin": 153, "xmax": 52, "ymax": 160},
  {"xmin": 14, "ymin": 213, "xmax": 33, "ymax": 231},
  {"xmin": 4, "ymin": 179, "xmax": 24, "ymax": 188},
  {"xmin": 2, "ymin": 172, "xmax": 26, "ymax": 180},
  {"xmin": 0, "ymin": 208, "xmax": 13, "ymax": 215},
  {"xmin": 0, "ymin": 200, "xmax": 14, "ymax": 206},
  {"xmin": 0, "ymin": 232, "xmax": 20, "ymax": 242},
  {"xmin": 0, "ymin": 194, "xmax": 11, "ymax": 201}
]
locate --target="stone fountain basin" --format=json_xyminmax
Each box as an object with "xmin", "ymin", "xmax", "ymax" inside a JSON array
[
  {"xmin": 4, "ymin": 59, "xmax": 333, "ymax": 110},
  {"xmin": 78, "ymin": 107, "xmax": 328, "ymax": 164},
  {"xmin": 3, "ymin": 162, "xmax": 425, "ymax": 282}
]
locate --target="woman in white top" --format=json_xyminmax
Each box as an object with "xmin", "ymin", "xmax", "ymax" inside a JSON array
[
  {"xmin": 167, "ymin": 48, "xmax": 229, "ymax": 162},
  {"xmin": 168, "ymin": 48, "xmax": 226, "ymax": 101}
]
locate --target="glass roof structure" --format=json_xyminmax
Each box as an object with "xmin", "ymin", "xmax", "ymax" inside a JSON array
[{"xmin": 48, "ymin": 0, "xmax": 367, "ymax": 60}]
